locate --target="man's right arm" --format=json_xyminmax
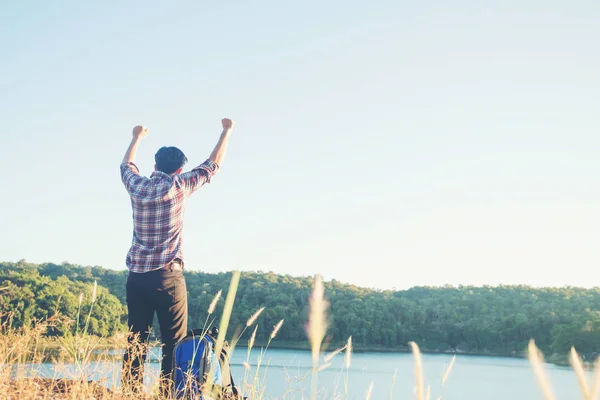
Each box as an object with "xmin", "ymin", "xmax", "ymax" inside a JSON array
[
  {"xmin": 120, "ymin": 125, "xmax": 149, "ymax": 194},
  {"xmin": 208, "ymin": 118, "xmax": 235, "ymax": 166}
]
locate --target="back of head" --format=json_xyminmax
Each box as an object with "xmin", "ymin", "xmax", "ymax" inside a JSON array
[{"xmin": 155, "ymin": 146, "xmax": 188, "ymax": 175}]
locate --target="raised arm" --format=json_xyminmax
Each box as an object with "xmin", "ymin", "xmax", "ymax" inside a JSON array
[
  {"xmin": 122, "ymin": 125, "xmax": 148, "ymax": 165},
  {"xmin": 178, "ymin": 118, "xmax": 235, "ymax": 194},
  {"xmin": 120, "ymin": 125, "xmax": 149, "ymax": 194},
  {"xmin": 208, "ymin": 118, "xmax": 235, "ymax": 167}
]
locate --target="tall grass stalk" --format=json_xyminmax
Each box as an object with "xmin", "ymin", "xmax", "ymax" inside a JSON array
[
  {"xmin": 437, "ymin": 355, "xmax": 456, "ymax": 400},
  {"xmin": 243, "ymin": 325, "xmax": 259, "ymax": 391},
  {"xmin": 589, "ymin": 357, "xmax": 600, "ymax": 399},
  {"xmin": 365, "ymin": 380, "xmax": 374, "ymax": 400},
  {"xmin": 324, "ymin": 344, "xmax": 346, "ymax": 363},
  {"xmin": 82, "ymin": 281, "xmax": 97, "ymax": 336},
  {"xmin": 206, "ymin": 270, "xmax": 240, "ymax": 399},
  {"xmin": 390, "ymin": 368, "xmax": 398, "ymax": 400},
  {"xmin": 318, "ymin": 362, "xmax": 332, "ymax": 372},
  {"xmin": 248, "ymin": 325, "xmax": 258, "ymax": 360},
  {"xmin": 231, "ymin": 306, "xmax": 265, "ymax": 351},
  {"xmin": 569, "ymin": 346, "xmax": 590, "ymax": 399},
  {"xmin": 60, "ymin": 281, "xmax": 100, "ymax": 370},
  {"xmin": 344, "ymin": 336, "xmax": 352, "ymax": 399},
  {"xmin": 75, "ymin": 292, "xmax": 83, "ymax": 335},
  {"xmin": 201, "ymin": 289, "xmax": 221, "ymax": 334},
  {"xmin": 306, "ymin": 274, "xmax": 328, "ymax": 400},
  {"xmin": 527, "ymin": 339, "xmax": 556, "ymax": 400},
  {"xmin": 410, "ymin": 341, "xmax": 425, "ymax": 400},
  {"xmin": 253, "ymin": 321, "xmax": 283, "ymax": 385}
]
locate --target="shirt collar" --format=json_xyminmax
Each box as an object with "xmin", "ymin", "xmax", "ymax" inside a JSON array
[{"xmin": 150, "ymin": 170, "xmax": 173, "ymax": 180}]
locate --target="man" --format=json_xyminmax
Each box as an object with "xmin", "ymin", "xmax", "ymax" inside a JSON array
[{"xmin": 119, "ymin": 118, "xmax": 235, "ymax": 395}]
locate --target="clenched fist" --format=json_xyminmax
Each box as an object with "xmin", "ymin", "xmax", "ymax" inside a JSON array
[
  {"xmin": 221, "ymin": 118, "xmax": 235, "ymax": 131},
  {"xmin": 133, "ymin": 125, "xmax": 148, "ymax": 139}
]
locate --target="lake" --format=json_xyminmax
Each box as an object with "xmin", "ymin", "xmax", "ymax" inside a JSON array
[{"xmin": 17, "ymin": 348, "xmax": 587, "ymax": 399}]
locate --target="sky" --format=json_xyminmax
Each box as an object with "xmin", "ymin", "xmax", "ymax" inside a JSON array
[{"xmin": 0, "ymin": 0, "xmax": 599, "ymax": 291}]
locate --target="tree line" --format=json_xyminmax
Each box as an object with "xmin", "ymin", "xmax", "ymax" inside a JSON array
[{"xmin": 1, "ymin": 261, "xmax": 599, "ymax": 363}]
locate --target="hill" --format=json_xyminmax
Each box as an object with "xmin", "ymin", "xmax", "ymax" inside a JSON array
[{"xmin": 2, "ymin": 260, "xmax": 599, "ymax": 363}]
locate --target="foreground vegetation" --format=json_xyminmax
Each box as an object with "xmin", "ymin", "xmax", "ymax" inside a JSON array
[
  {"xmin": 2, "ymin": 270, "xmax": 600, "ymax": 399},
  {"xmin": 2, "ymin": 260, "xmax": 600, "ymax": 365}
]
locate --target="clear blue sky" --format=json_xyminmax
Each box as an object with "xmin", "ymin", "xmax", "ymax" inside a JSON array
[{"xmin": 1, "ymin": 1, "xmax": 598, "ymax": 290}]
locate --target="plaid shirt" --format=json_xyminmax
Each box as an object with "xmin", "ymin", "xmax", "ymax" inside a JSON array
[{"xmin": 120, "ymin": 159, "xmax": 219, "ymax": 273}]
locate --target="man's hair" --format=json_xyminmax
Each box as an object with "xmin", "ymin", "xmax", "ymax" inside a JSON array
[{"xmin": 155, "ymin": 146, "xmax": 188, "ymax": 174}]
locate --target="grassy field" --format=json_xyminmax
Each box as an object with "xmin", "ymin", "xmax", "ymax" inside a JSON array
[{"xmin": 1, "ymin": 273, "xmax": 597, "ymax": 399}]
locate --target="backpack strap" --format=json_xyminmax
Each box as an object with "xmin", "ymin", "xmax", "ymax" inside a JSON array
[
  {"xmin": 218, "ymin": 341, "xmax": 247, "ymax": 399},
  {"xmin": 187, "ymin": 328, "xmax": 206, "ymax": 338},
  {"xmin": 219, "ymin": 341, "xmax": 233, "ymax": 388}
]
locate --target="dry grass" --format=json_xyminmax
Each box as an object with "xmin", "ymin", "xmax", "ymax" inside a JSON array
[
  {"xmin": 246, "ymin": 307, "xmax": 265, "ymax": 328},
  {"xmin": 323, "ymin": 345, "xmax": 346, "ymax": 364},
  {"xmin": 570, "ymin": 347, "xmax": 590, "ymax": 399},
  {"xmin": 0, "ymin": 316, "xmax": 154, "ymax": 399},
  {"xmin": 528, "ymin": 340, "xmax": 557, "ymax": 400},
  {"xmin": 528, "ymin": 340, "xmax": 600, "ymax": 400},
  {"xmin": 305, "ymin": 274, "xmax": 329, "ymax": 400},
  {"xmin": 389, "ymin": 368, "xmax": 398, "ymax": 400},
  {"xmin": 589, "ymin": 358, "xmax": 600, "ymax": 400},
  {"xmin": 409, "ymin": 341, "xmax": 425, "ymax": 400},
  {"xmin": 365, "ymin": 381, "xmax": 374, "ymax": 400},
  {"xmin": 1, "ymin": 273, "xmax": 596, "ymax": 400},
  {"xmin": 436, "ymin": 355, "xmax": 456, "ymax": 400}
]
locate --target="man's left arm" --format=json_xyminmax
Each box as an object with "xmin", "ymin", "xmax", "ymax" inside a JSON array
[
  {"xmin": 179, "ymin": 159, "xmax": 220, "ymax": 194},
  {"xmin": 179, "ymin": 119, "xmax": 234, "ymax": 194}
]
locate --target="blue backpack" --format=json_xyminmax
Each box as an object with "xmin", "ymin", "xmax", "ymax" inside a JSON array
[{"xmin": 172, "ymin": 327, "xmax": 243, "ymax": 399}]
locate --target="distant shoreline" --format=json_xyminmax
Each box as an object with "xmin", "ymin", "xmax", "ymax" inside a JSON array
[
  {"xmin": 239, "ymin": 341, "xmax": 517, "ymax": 359},
  {"xmin": 241, "ymin": 339, "xmax": 515, "ymax": 354},
  {"xmin": 234, "ymin": 341, "xmax": 576, "ymax": 367},
  {"xmin": 32, "ymin": 337, "xmax": 575, "ymax": 368}
]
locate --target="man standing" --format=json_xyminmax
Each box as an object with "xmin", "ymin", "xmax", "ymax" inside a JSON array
[{"xmin": 119, "ymin": 118, "xmax": 235, "ymax": 395}]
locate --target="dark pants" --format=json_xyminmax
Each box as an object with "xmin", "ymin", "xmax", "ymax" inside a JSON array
[{"xmin": 121, "ymin": 264, "xmax": 187, "ymax": 395}]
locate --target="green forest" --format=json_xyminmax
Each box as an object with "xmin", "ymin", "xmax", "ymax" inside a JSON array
[{"xmin": 2, "ymin": 260, "xmax": 600, "ymax": 364}]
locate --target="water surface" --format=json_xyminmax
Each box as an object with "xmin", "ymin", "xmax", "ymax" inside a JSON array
[{"xmin": 20, "ymin": 348, "xmax": 586, "ymax": 399}]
